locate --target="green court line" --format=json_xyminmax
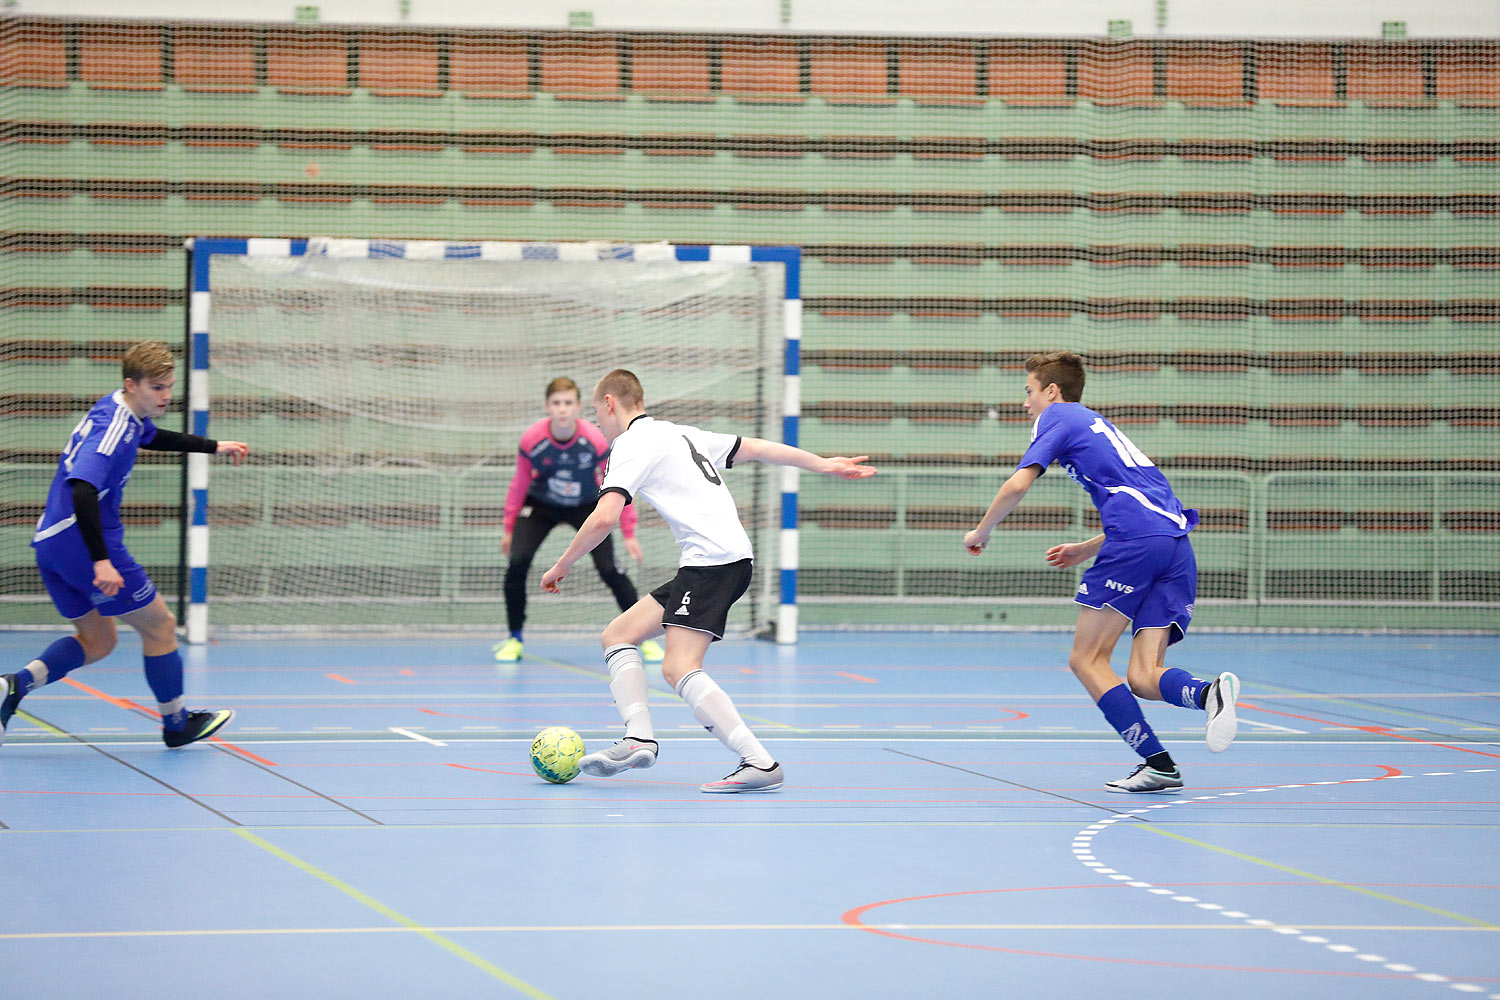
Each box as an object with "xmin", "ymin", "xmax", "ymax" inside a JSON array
[
  {"xmin": 1128, "ymin": 823, "xmax": 1500, "ymax": 929},
  {"xmin": 232, "ymin": 828, "xmax": 556, "ymax": 999}
]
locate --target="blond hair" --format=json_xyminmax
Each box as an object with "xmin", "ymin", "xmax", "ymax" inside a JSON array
[
  {"xmin": 594, "ymin": 369, "xmax": 644, "ymax": 409},
  {"xmin": 122, "ymin": 341, "xmax": 175, "ymax": 383}
]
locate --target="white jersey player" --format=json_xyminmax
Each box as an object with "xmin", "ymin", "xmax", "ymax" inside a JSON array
[{"xmin": 541, "ymin": 368, "xmax": 876, "ymax": 793}]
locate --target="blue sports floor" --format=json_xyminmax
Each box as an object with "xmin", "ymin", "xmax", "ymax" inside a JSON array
[{"xmin": 1, "ymin": 630, "xmax": 1497, "ymax": 999}]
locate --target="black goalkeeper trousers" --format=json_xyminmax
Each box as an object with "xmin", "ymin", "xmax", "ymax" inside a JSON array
[{"xmin": 503, "ymin": 498, "xmax": 639, "ymax": 634}]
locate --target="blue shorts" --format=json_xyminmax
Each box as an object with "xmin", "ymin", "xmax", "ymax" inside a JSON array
[
  {"xmin": 1075, "ymin": 534, "xmax": 1197, "ymax": 645},
  {"xmin": 33, "ymin": 532, "xmax": 158, "ymax": 620}
]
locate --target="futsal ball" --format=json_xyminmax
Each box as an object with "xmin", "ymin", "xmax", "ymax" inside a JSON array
[{"xmin": 530, "ymin": 726, "xmax": 586, "ymax": 784}]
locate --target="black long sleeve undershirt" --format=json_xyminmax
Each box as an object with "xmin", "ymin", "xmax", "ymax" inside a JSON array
[
  {"xmin": 68, "ymin": 479, "xmax": 110, "ymax": 562},
  {"xmin": 68, "ymin": 433, "xmax": 218, "ymax": 563},
  {"xmin": 142, "ymin": 428, "xmax": 218, "ymax": 453}
]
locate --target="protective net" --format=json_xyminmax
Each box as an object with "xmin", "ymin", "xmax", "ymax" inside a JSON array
[
  {"xmin": 197, "ymin": 244, "xmax": 785, "ymax": 633},
  {"xmin": 2, "ymin": 18, "xmax": 1497, "ymax": 632}
]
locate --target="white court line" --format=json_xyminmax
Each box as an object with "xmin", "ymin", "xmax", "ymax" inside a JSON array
[
  {"xmin": 1072, "ymin": 770, "xmax": 1498, "ymax": 993},
  {"xmin": 1237, "ymin": 718, "xmax": 1307, "ymax": 734},
  {"xmin": 389, "ymin": 727, "xmax": 447, "ymax": 747}
]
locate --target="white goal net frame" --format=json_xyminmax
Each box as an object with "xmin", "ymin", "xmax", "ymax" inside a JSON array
[{"xmin": 185, "ymin": 237, "xmax": 802, "ymax": 644}]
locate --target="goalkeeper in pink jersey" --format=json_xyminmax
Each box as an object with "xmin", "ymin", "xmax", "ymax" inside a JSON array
[{"xmin": 495, "ymin": 378, "xmax": 661, "ymax": 663}]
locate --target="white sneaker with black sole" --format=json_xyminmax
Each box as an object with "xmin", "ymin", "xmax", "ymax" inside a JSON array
[{"xmin": 1203, "ymin": 671, "xmax": 1241, "ymax": 753}]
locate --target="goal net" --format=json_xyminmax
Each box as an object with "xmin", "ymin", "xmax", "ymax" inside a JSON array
[{"xmin": 193, "ymin": 239, "xmax": 789, "ymax": 640}]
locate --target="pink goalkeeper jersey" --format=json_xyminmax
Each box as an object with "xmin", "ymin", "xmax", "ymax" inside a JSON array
[{"xmin": 503, "ymin": 418, "xmax": 637, "ymax": 538}]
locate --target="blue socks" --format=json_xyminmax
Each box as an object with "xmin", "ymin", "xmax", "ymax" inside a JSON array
[
  {"xmin": 1159, "ymin": 667, "xmax": 1210, "ymax": 710},
  {"xmin": 1096, "ymin": 683, "xmax": 1167, "ymax": 760},
  {"xmin": 17, "ymin": 640, "xmax": 194, "ymax": 732},
  {"xmin": 16, "ymin": 636, "xmax": 88, "ymax": 695},
  {"xmin": 143, "ymin": 650, "xmax": 188, "ymax": 730}
]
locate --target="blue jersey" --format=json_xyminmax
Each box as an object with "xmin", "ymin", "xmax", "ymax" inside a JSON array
[
  {"xmin": 1018, "ymin": 402, "xmax": 1197, "ymax": 539},
  {"xmin": 32, "ymin": 390, "xmax": 158, "ymax": 551}
]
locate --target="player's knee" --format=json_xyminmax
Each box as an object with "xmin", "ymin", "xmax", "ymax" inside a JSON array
[
  {"xmin": 600, "ymin": 620, "xmax": 633, "ymax": 648},
  {"xmin": 77, "ymin": 622, "xmax": 118, "ymax": 662},
  {"xmin": 660, "ymin": 660, "xmax": 691, "ymax": 688},
  {"xmin": 1067, "ymin": 650, "xmax": 1100, "ymax": 677},
  {"xmin": 1126, "ymin": 670, "xmax": 1156, "ymax": 699}
]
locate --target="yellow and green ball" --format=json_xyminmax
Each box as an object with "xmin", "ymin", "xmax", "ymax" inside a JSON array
[{"xmin": 530, "ymin": 726, "xmax": 586, "ymax": 783}]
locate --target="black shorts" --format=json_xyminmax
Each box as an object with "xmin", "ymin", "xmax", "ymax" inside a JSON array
[{"xmin": 649, "ymin": 559, "xmax": 754, "ymax": 641}]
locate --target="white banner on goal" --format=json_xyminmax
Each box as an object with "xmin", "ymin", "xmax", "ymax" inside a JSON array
[{"xmin": 186, "ymin": 238, "xmax": 801, "ymax": 644}]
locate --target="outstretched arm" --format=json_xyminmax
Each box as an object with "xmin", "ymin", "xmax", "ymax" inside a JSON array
[
  {"xmin": 142, "ymin": 429, "xmax": 248, "ymax": 465},
  {"xmin": 733, "ymin": 437, "xmax": 877, "ymax": 479},
  {"xmin": 541, "ymin": 491, "xmax": 627, "ymax": 592},
  {"xmin": 964, "ymin": 465, "xmax": 1042, "ymax": 555}
]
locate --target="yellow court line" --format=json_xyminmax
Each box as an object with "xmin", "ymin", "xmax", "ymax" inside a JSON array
[
  {"xmin": 15, "ymin": 709, "xmax": 69, "ymax": 737},
  {"xmin": 6, "ymin": 922, "xmax": 1495, "ymax": 941},
  {"xmin": 528, "ymin": 652, "xmax": 811, "ymax": 733},
  {"xmin": 1131, "ymin": 823, "xmax": 1500, "ymax": 930},
  {"xmin": 232, "ymin": 829, "xmax": 556, "ymax": 999}
]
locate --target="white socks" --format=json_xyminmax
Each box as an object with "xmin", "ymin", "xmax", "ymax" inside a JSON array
[
  {"xmin": 675, "ymin": 669, "xmax": 773, "ymax": 768},
  {"xmin": 604, "ymin": 644, "xmax": 654, "ymax": 741}
]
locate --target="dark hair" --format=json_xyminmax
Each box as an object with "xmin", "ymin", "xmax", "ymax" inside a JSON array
[
  {"xmin": 545, "ymin": 377, "xmax": 580, "ymax": 400},
  {"xmin": 1024, "ymin": 351, "xmax": 1085, "ymax": 402},
  {"xmin": 594, "ymin": 369, "xmax": 644, "ymax": 408}
]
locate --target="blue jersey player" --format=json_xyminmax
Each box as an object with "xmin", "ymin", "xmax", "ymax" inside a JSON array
[
  {"xmin": 965, "ymin": 351, "xmax": 1240, "ymax": 793},
  {"xmin": 0, "ymin": 342, "xmax": 248, "ymax": 749}
]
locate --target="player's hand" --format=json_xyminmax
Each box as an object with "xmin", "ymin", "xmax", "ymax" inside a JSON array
[
  {"xmin": 501, "ymin": 532, "xmax": 512, "ymax": 558},
  {"xmin": 825, "ymin": 456, "xmax": 877, "ymax": 479},
  {"xmin": 1045, "ymin": 542, "xmax": 1089, "ymax": 569},
  {"xmin": 217, "ymin": 441, "xmax": 249, "ymax": 465},
  {"xmin": 964, "ymin": 528, "xmax": 990, "ymax": 556},
  {"xmin": 92, "ymin": 559, "xmax": 124, "ymax": 597},
  {"xmin": 540, "ymin": 562, "xmax": 567, "ymax": 593},
  {"xmin": 623, "ymin": 536, "xmax": 644, "ymax": 566}
]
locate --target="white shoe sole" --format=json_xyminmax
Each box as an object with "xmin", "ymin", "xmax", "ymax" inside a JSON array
[
  {"xmin": 700, "ymin": 766, "xmax": 784, "ymax": 793},
  {"xmin": 579, "ymin": 747, "xmax": 656, "ymax": 777},
  {"xmin": 1205, "ymin": 671, "xmax": 1241, "ymax": 753},
  {"xmin": 700, "ymin": 780, "xmax": 783, "ymax": 794},
  {"xmin": 1104, "ymin": 779, "xmax": 1183, "ymax": 793}
]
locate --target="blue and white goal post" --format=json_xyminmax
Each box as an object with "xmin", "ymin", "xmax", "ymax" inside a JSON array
[{"xmin": 184, "ymin": 238, "xmax": 802, "ymax": 645}]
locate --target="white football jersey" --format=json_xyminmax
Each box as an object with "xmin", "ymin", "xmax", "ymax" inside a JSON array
[{"xmin": 598, "ymin": 415, "xmax": 753, "ymax": 566}]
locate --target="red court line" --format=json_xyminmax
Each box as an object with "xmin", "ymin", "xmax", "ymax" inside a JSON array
[
  {"xmin": 62, "ymin": 676, "xmax": 154, "ymax": 715},
  {"xmin": 841, "ymin": 885, "xmax": 1479, "ymax": 976},
  {"xmin": 325, "ymin": 673, "xmax": 358, "ymax": 685},
  {"xmin": 1239, "ymin": 699, "xmax": 1500, "ymax": 760},
  {"xmin": 836, "ymin": 671, "xmax": 879, "ymax": 684},
  {"xmin": 61, "ymin": 676, "xmax": 275, "ymax": 765},
  {"xmin": 212, "ymin": 740, "xmax": 279, "ymax": 767}
]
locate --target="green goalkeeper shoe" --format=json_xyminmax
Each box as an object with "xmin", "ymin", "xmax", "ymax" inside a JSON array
[
  {"xmin": 639, "ymin": 640, "xmax": 664, "ymax": 662},
  {"xmin": 493, "ymin": 638, "xmax": 524, "ymax": 662}
]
